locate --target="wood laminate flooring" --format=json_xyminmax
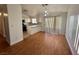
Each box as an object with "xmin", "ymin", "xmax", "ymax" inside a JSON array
[{"xmin": 0, "ymin": 32, "xmax": 72, "ymax": 55}]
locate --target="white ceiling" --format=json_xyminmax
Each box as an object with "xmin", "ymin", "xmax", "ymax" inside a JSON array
[{"xmin": 21, "ymin": 4, "xmax": 79, "ymax": 17}]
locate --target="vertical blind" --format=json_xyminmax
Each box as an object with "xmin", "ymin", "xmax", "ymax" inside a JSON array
[{"xmin": 44, "ymin": 16, "xmax": 62, "ymax": 34}]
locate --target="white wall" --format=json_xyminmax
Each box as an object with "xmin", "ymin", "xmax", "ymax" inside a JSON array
[
  {"xmin": 61, "ymin": 13, "xmax": 67, "ymax": 34},
  {"xmin": 38, "ymin": 16, "xmax": 45, "ymax": 31},
  {"xmin": 7, "ymin": 4, "xmax": 23, "ymax": 45},
  {"xmin": 0, "ymin": 14, "xmax": 4, "ymax": 36},
  {"xmin": 0, "ymin": 12, "xmax": 6, "ymax": 37},
  {"xmin": 65, "ymin": 5, "xmax": 79, "ymax": 54},
  {"xmin": 4, "ymin": 15, "xmax": 10, "ymax": 44}
]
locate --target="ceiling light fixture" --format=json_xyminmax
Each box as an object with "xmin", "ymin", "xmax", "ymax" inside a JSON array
[
  {"xmin": 42, "ymin": 4, "xmax": 48, "ymax": 16},
  {"xmin": 45, "ymin": 11, "xmax": 47, "ymax": 13},
  {"xmin": 3, "ymin": 13, "xmax": 8, "ymax": 16},
  {"xmin": 0, "ymin": 12, "xmax": 2, "ymax": 16}
]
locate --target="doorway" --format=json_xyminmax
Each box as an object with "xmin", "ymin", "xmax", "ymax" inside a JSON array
[{"xmin": 22, "ymin": 18, "xmax": 30, "ymax": 38}]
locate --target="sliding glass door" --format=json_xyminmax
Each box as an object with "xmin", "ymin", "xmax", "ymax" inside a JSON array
[
  {"xmin": 45, "ymin": 17, "xmax": 54, "ymax": 34},
  {"xmin": 44, "ymin": 16, "xmax": 62, "ymax": 34}
]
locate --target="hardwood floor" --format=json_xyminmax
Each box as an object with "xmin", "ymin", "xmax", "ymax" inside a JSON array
[{"xmin": 0, "ymin": 32, "xmax": 72, "ymax": 55}]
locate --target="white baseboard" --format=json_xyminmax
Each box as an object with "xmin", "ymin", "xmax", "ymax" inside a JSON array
[{"xmin": 10, "ymin": 38, "xmax": 23, "ymax": 46}]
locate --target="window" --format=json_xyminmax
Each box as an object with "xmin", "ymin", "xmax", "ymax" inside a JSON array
[
  {"xmin": 25, "ymin": 18, "xmax": 31, "ymax": 22},
  {"xmin": 32, "ymin": 18, "xmax": 37, "ymax": 24}
]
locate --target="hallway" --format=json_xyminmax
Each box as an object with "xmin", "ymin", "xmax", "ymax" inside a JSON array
[{"xmin": 0, "ymin": 32, "xmax": 71, "ymax": 55}]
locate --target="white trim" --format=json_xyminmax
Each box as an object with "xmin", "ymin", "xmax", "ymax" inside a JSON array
[
  {"xmin": 65, "ymin": 34, "xmax": 77, "ymax": 55},
  {"xmin": 10, "ymin": 38, "xmax": 23, "ymax": 46},
  {"xmin": 74, "ymin": 15, "xmax": 79, "ymax": 50}
]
